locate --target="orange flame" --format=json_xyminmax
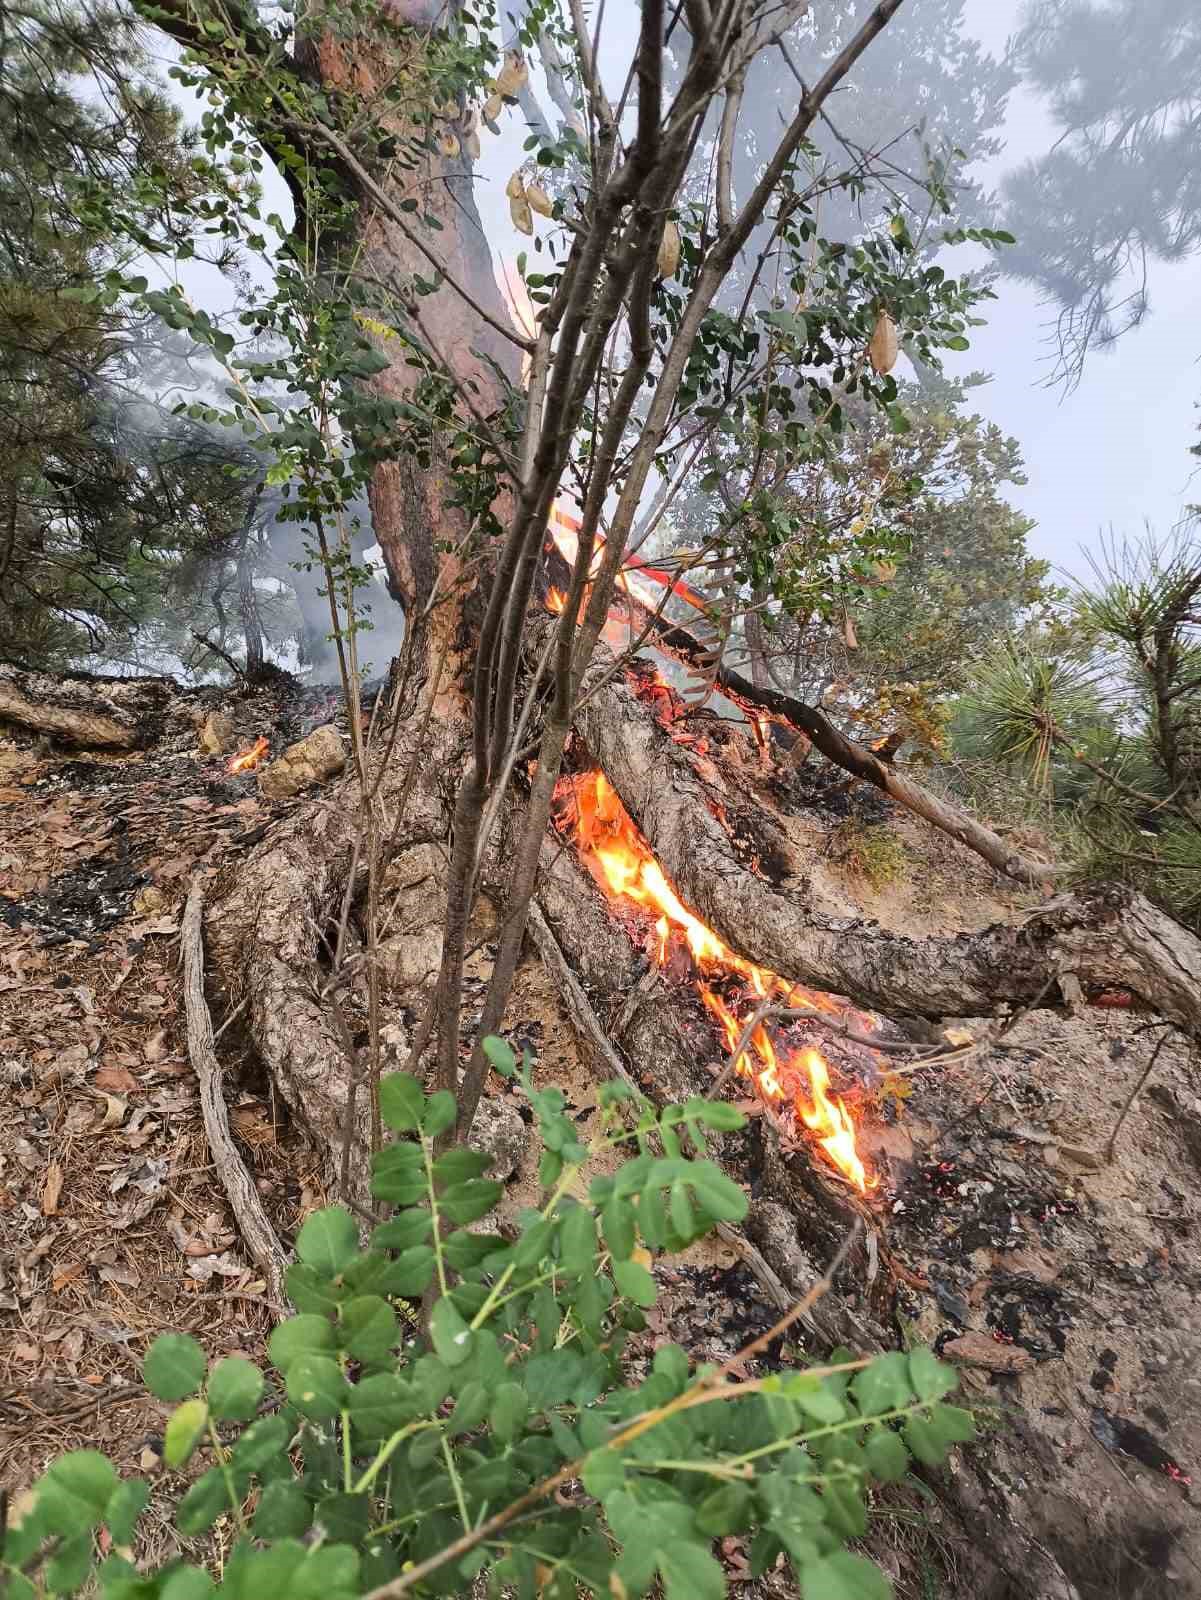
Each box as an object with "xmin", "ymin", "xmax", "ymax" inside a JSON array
[
  {"xmin": 226, "ymin": 736, "xmax": 270, "ymax": 774},
  {"xmin": 558, "ymin": 770, "xmax": 874, "ymax": 1192},
  {"xmin": 546, "ymin": 587, "xmax": 568, "ymax": 615}
]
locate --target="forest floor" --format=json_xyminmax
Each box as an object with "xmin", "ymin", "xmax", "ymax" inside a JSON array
[{"xmin": 1, "ymin": 721, "xmax": 1199, "ymax": 1598}]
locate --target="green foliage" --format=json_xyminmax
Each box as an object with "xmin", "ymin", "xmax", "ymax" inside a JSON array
[
  {"xmin": 833, "ymin": 821, "xmax": 909, "ymax": 892},
  {"xmin": 998, "ymin": 0, "xmax": 1201, "ymax": 386},
  {"xmin": 950, "ymin": 524, "xmax": 1201, "ymax": 930},
  {"xmin": 9, "ymin": 1054, "xmax": 974, "ymax": 1600}
]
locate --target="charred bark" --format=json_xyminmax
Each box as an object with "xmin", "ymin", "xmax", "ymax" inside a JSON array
[
  {"xmin": 574, "ymin": 655, "xmax": 1201, "ymax": 1036},
  {"xmin": 647, "ymin": 612, "xmax": 1060, "ymax": 885}
]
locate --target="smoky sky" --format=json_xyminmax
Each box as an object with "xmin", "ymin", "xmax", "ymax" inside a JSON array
[{"xmin": 158, "ymin": 0, "xmax": 1200, "ymax": 607}]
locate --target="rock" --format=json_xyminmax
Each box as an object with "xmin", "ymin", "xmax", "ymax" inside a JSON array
[
  {"xmin": 198, "ymin": 711, "xmax": 236, "ymax": 756},
  {"xmin": 258, "ymin": 724, "xmax": 345, "ymax": 799},
  {"xmin": 469, "ymin": 1095, "xmax": 526, "ymax": 1181}
]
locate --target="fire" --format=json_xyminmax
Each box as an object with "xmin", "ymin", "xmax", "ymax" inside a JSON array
[
  {"xmin": 558, "ymin": 770, "xmax": 874, "ymax": 1192},
  {"xmin": 226, "ymin": 736, "xmax": 270, "ymax": 774},
  {"xmin": 546, "ymin": 587, "xmax": 568, "ymax": 615}
]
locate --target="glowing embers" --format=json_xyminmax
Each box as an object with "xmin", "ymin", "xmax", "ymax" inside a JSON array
[{"xmin": 555, "ymin": 769, "xmax": 874, "ymax": 1192}]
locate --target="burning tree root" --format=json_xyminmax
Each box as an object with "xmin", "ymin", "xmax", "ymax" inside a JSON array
[
  {"xmin": 574, "ymin": 656, "xmax": 1201, "ymax": 1036},
  {"xmin": 526, "ymin": 898, "xmax": 792, "ymax": 1314},
  {"xmin": 182, "ymin": 877, "xmax": 289, "ymax": 1307}
]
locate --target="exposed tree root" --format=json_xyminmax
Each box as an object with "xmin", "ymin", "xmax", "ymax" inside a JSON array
[
  {"xmin": 575, "ymin": 659, "xmax": 1201, "ymax": 1035},
  {"xmin": 0, "ymin": 664, "xmax": 175, "ymax": 748},
  {"xmin": 203, "ymin": 793, "xmax": 368, "ymax": 1181},
  {"xmin": 182, "ymin": 877, "xmax": 289, "ymax": 1307}
]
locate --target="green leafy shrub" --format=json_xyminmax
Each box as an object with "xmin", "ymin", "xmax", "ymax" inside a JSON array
[
  {"xmin": 834, "ymin": 820, "xmax": 909, "ymax": 891},
  {"xmin": 5, "ymin": 1043, "xmax": 974, "ymax": 1599}
]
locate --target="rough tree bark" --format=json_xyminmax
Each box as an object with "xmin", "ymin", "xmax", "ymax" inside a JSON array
[
  {"xmin": 575, "ymin": 653, "xmax": 1201, "ymax": 1034},
  {"xmin": 0, "ymin": 665, "xmax": 173, "ymax": 748},
  {"xmin": 134, "ymin": 0, "xmax": 1201, "ymax": 1162}
]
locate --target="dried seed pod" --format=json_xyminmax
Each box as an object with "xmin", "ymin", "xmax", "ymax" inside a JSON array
[
  {"xmin": 438, "ymin": 130, "xmax": 461, "ymax": 159},
  {"xmin": 525, "ymin": 181, "xmax": 553, "ymax": 217},
  {"xmin": 462, "ymin": 110, "xmax": 481, "ymax": 160},
  {"xmin": 495, "ymin": 52, "xmax": 528, "ymax": 99},
  {"xmin": 505, "ymin": 170, "xmax": 527, "ymax": 200},
  {"xmin": 482, "ymin": 90, "xmax": 504, "ymax": 127},
  {"xmin": 842, "ymin": 610, "xmax": 859, "ymax": 650},
  {"xmin": 510, "ymin": 192, "xmax": 534, "ymax": 235},
  {"xmin": 439, "ymin": 97, "xmax": 459, "ymax": 120},
  {"xmin": 657, "ymin": 218, "xmax": 681, "ymax": 278},
  {"xmin": 868, "ymin": 308, "xmax": 899, "ymax": 374}
]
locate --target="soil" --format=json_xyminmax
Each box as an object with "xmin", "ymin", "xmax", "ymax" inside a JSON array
[{"xmin": 2, "ymin": 715, "xmax": 1199, "ymax": 1599}]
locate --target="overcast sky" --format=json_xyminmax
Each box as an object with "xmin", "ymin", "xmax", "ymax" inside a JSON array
[
  {"xmin": 158, "ymin": 0, "xmax": 1201, "ymax": 588},
  {"xmin": 956, "ymin": 0, "xmax": 1199, "ymax": 579}
]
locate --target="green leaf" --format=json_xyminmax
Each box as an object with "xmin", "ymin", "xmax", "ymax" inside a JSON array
[
  {"xmin": 144, "ymin": 1334, "xmax": 206, "ymax": 1402},
  {"xmin": 659, "ymin": 1540, "xmax": 726, "ymax": 1600},
  {"xmin": 851, "ymin": 1351, "xmax": 912, "ymax": 1417},
  {"xmin": 784, "ymin": 1372, "xmax": 846, "ymax": 1424},
  {"xmin": 489, "ymin": 1381, "xmax": 528, "ymax": 1443},
  {"xmin": 296, "ymin": 1208, "xmax": 360, "ymax": 1276},
  {"xmin": 160, "ymin": 1568, "xmax": 216, "ymax": 1600},
  {"xmin": 442, "ymin": 1230, "xmax": 505, "ymax": 1272},
  {"xmin": 558, "ymin": 1202, "xmax": 595, "ymax": 1275},
  {"xmin": 269, "ymin": 1315, "xmax": 336, "ymax": 1373},
  {"xmin": 253, "ymin": 1481, "xmax": 312, "ymax": 1539},
  {"xmin": 104, "ymin": 1479, "xmax": 149, "ymax": 1546},
  {"xmin": 440, "ymin": 1178, "xmax": 503, "ymax": 1224},
  {"xmin": 371, "ymin": 1210, "xmax": 433, "ymax": 1251},
  {"xmin": 930, "ymin": 1402, "xmax": 976, "ymax": 1445},
  {"xmin": 411, "ymin": 1353, "xmax": 453, "ymax": 1410},
  {"xmin": 822, "ymin": 1477, "xmax": 867, "ymax": 1539},
  {"xmin": 669, "ymin": 1180, "xmax": 696, "ymax": 1240},
  {"xmin": 903, "ymin": 1414, "xmax": 947, "ymax": 1468},
  {"xmin": 433, "ymin": 1148, "xmax": 492, "ymax": 1185},
  {"xmin": 421, "ymin": 1090, "xmax": 457, "ymax": 1138},
  {"xmin": 908, "ymin": 1348, "xmax": 957, "ymax": 1403},
  {"xmin": 285, "ymin": 1355, "xmax": 349, "ymax": 1420},
  {"xmin": 45, "ymin": 1528, "xmax": 94, "ymax": 1592},
  {"xmin": 164, "ymin": 1399, "xmax": 209, "ymax": 1470},
  {"xmin": 379, "ymin": 1074, "xmax": 424, "ymax": 1132},
  {"xmin": 207, "ymin": 1357, "xmax": 264, "ymax": 1422},
  {"xmin": 482, "ymin": 1035, "xmax": 517, "ymax": 1077},
  {"xmin": 695, "ymin": 1480, "xmax": 752, "ymax": 1535},
  {"xmin": 345, "ymin": 1373, "xmax": 420, "ymax": 1441},
  {"xmin": 864, "ymin": 1426, "xmax": 909, "ymax": 1483},
  {"xmin": 429, "ymin": 1297, "xmax": 473, "ymax": 1366},
  {"xmin": 38, "ymin": 1450, "xmax": 118, "ymax": 1534},
  {"xmin": 314, "ymin": 1492, "xmax": 369, "ymax": 1545},
  {"xmin": 339, "ymin": 1296, "xmax": 398, "ymax": 1364},
  {"xmin": 285, "ymin": 1263, "xmax": 342, "ymax": 1316},
  {"xmin": 612, "ymin": 1258, "xmax": 657, "ymax": 1307},
  {"xmin": 800, "ymin": 1551, "xmax": 891, "ymax": 1600},
  {"xmin": 581, "ymin": 1449, "xmax": 626, "ymax": 1499},
  {"xmin": 290, "ymin": 1544, "xmax": 360, "ymax": 1599},
  {"xmin": 602, "ymin": 1195, "xmax": 636, "ymax": 1259},
  {"xmin": 943, "ymin": 335, "xmax": 970, "ymax": 351},
  {"xmin": 175, "ymin": 1468, "xmax": 232, "ymax": 1538},
  {"xmin": 449, "ymin": 1380, "xmax": 490, "ymax": 1434},
  {"xmin": 690, "ymin": 1167, "xmax": 749, "ymax": 1221},
  {"xmin": 231, "ymin": 1415, "xmax": 292, "ymax": 1475}
]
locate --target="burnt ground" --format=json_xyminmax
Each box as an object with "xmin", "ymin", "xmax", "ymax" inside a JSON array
[{"xmin": 2, "ymin": 701, "xmax": 1200, "ymax": 1599}]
